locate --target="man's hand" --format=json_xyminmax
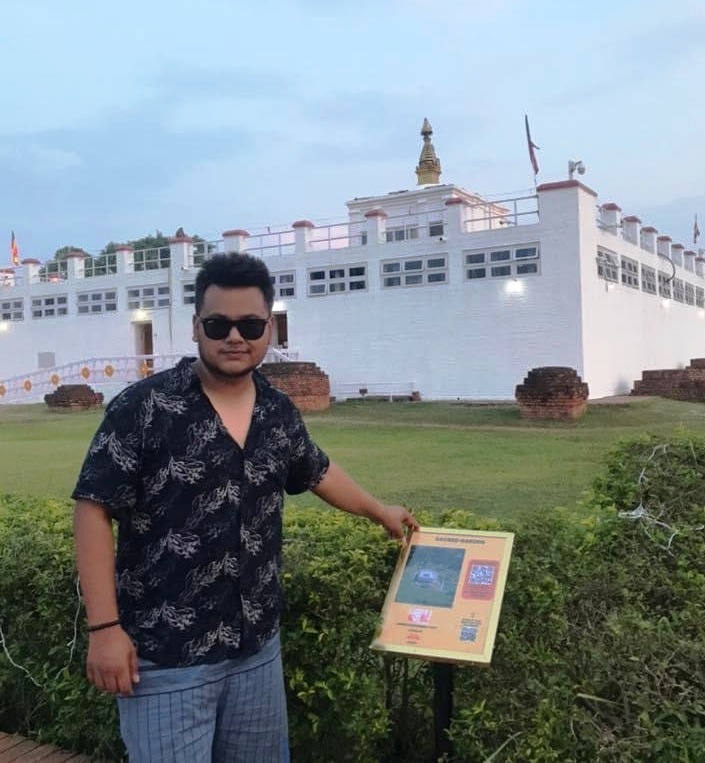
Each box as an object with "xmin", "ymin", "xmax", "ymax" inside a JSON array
[
  {"xmin": 377, "ymin": 504, "xmax": 420, "ymax": 541},
  {"xmin": 86, "ymin": 627, "xmax": 140, "ymax": 695}
]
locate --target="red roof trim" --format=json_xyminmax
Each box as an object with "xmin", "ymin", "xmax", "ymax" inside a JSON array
[
  {"xmin": 222, "ymin": 229, "xmax": 250, "ymax": 237},
  {"xmin": 292, "ymin": 220, "xmax": 315, "ymax": 229},
  {"xmin": 536, "ymin": 179, "xmax": 598, "ymax": 197}
]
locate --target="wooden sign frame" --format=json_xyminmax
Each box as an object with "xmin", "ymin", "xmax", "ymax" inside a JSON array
[{"xmin": 371, "ymin": 527, "xmax": 514, "ymax": 665}]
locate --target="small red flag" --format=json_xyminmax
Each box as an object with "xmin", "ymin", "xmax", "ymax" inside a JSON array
[
  {"xmin": 10, "ymin": 231, "xmax": 19, "ymax": 266},
  {"xmin": 525, "ymin": 115, "xmax": 539, "ymax": 176}
]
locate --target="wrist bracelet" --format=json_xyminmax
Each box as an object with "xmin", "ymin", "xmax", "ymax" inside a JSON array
[{"xmin": 87, "ymin": 619, "xmax": 121, "ymax": 633}]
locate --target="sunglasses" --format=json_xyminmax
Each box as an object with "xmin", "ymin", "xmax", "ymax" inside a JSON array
[{"xmin": 199, "ymin": 316, "xmax": 269, "ymax": 341}]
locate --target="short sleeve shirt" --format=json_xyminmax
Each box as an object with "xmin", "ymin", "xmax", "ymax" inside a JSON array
[{"xmin": 72, "ymin": 358, "xmax": 329, "ymax": 667}]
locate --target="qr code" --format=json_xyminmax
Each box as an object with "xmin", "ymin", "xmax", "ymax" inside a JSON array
[
  {"xmin": 459, "ymin": 625, "xmax": 478, "ymax": 643},
  {"xmin": 470, "ymin": 564, "xmax": 495, "ymax": 586}
]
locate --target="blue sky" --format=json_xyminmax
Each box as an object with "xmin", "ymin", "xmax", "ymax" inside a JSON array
[{"xmin": 2, "ymin": 0, "xmax": 705, "ymax": 258}]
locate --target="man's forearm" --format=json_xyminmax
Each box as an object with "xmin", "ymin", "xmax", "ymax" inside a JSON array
[
  {"xmin": 312, "ymin": 462, "xmax": 387, "ymax": 522},
  {"xmin": 73, "ymin": 500, "xmax": 119, "ymax": 625}
]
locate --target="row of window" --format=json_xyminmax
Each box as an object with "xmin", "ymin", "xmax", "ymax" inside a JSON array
[
  {"xmin": 270, "ymin": 247, "xmax": 541, "ymax": 298},
  {"xmin": 597, "ymin": 248, "xmax": 705, "ymax": 306},
  {"xmin": 2, "ymin": 285, "xmax": 171, "ymax": 321}
]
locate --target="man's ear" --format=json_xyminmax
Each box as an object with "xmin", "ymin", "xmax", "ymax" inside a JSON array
[{"xmin": 192, "ymin": 314, "xmax": 198, "ymax": 342}]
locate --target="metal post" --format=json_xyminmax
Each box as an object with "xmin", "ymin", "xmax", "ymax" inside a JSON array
[{"xmin": 433, "ymin": 662, "xmax": 454, "ymax": 760}]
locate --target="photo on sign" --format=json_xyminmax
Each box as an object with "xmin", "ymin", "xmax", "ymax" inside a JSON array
[{"xmin": 394, "ymin": 545, "xmax": 465, "ymax": 608}]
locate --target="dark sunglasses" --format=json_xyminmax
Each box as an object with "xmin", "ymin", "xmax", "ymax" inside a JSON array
[{"xmin": 199, "ymin": 316, "xmax": 269, "ymax": 341}]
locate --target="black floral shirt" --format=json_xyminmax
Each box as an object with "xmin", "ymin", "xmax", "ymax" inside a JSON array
[{"xmin": 72, "ymin": 357, "xmax": 329, "ymax": 667}]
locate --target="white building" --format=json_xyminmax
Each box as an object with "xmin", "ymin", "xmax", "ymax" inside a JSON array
[{"xmin": 1, "ymin": 121, "xmax": 704, "ymax": 403}]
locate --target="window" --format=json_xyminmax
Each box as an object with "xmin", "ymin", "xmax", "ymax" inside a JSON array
[
  {"xmin": 1, "ymin": 299, "xmax": 23, "ymax": 321},
  {"xmin": 596, "ymin": 248, "xmax": 619, "ymax": 282},
  {"xmin": 84, "ymin": 254, "xmax": 117, "ymax": 278},
  {"xmin": 465, "ymin": 245, "xmax": 541, "ymax": 281},
  {"xmin": 385, "ymin": 226, "xmax": 418, "ymax": 243},
  {"xmin": 658, "ymin": 272, "xmax": 672, "ymax": 299},
  {"xmin": 621, "ymin": 256, "xmax": 639, "ymax": 289},
  {"xmin": 381, "ymin": 255, "xmax": 448, "ymax": 288},
  {"xmin": 672, "ymin": 278, "xmax": 685, "ymax": 303},
  {"xmin": 307, "ymin": 264, "xmax": 367, "ymax": 296},
  {"xmin": 39, "ymin": 260, "xmax": 68, "ymax": 282},
  {"xmin": 271, "ymin": 271, "xmax": 296, "ymax": 299},
  {"xmin": 32, "ymin": 295, "xmax": 68, "ymax": 319},
  {"xmin": 696, "ymin": 287, "xmax": 705, "ymax": 308},
  {"xmin": 127, "ymin": 285, "xmax": 169, "ymax": 310},
  {"xmin": 641, "ymin": 265, "xmax": 657, "ymax": 295},
  {"xmin": 77, "ymin": 290, "xmax": 117, "ymax": 314},
  {"xmin": 428, "ymin": 221, "xmax": 444, "ymax": 237},
  {"xmin": 183, "ymin": 282, "xmax": 196, "ymax": 305},
  {"xmin": 133, "ymin": 247, "xmax": 170, "ymax": 272},
  {"xmin": 685, "ymin": 282, "xmax": 695, "ymax": 306}
]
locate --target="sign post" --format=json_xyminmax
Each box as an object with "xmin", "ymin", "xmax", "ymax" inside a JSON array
[{"xmin": 371, "ymin": 527, "xmax": 514, "ymax": 756}]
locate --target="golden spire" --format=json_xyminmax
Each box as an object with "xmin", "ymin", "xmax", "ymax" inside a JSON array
[{"xmin": 415, "ymin": 118, "xmax": 442, "ymax": 185}]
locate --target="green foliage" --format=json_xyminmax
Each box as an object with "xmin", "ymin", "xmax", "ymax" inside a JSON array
[
  {"xmin": 2, "ymin": 434, "xmax": 705, "ymax": 761},
  {"xmin": 53, "ymin": 245, "xmax": 88, "ymax": 260},
  {"xmin": 0, "ymin": 494, "xmax": 121, "ymax": 758}
]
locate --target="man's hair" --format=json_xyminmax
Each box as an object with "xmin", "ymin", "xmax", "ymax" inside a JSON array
[{"xmin": 194, "ymin": 253, "xmax": 275, "ymax": 314}]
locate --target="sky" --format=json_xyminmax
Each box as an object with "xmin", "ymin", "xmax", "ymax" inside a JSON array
[{"xmin": 2, "ymin": 0, "xmax": 705, "ymax": 259}]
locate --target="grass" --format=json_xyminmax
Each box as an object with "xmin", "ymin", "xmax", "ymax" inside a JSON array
[{"xmin": 1, "ymin": 398, "xmax": 704, "ymax": 521}]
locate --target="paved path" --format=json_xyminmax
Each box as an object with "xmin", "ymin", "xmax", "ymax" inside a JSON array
[{"xmin": 0, "ymin": 732, "xmax": 94, "ymax": 762}]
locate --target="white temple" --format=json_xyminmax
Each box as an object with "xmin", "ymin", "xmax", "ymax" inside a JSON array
[{"xmin": 1, "ymin": 121, "xmax": 703, "ymax": 403}]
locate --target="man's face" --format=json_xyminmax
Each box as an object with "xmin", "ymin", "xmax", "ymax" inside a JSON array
[{"xmin": 193, "ymin": 285, "xmax": 272, "ymax": 381}]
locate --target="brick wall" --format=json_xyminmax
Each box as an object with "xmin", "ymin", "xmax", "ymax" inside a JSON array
[
  {"xmin": 260, "ymin": 361, "xmax": 331, "ymax": 412},
  {"xmin": 631, "ymin": 359, "xmax": 705, "ymax": 401},
  {"xmin": 515, "ymin": 367, "xmax": 589, "ymax": 420}
]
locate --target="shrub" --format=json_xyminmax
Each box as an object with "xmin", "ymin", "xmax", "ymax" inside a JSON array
[{"xmin": 1, "ymin": 433, "xmax": 705, "ymax": 761}]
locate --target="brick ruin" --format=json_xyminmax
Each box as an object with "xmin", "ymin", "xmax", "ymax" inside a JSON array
[
  {"xmin": 631, "ymin": 358, "xmax": 705, "ymax": 402},
  {"xmin": 260, "ymin": 361, "xmax": 331, "ymax": 412},
  {"xmin": 45, "ymin": 384, "xmax": 104, "ymax": 410},
  {"xmin": 515, "ymin": 367, "xmax": 589, "ymax": 420}
]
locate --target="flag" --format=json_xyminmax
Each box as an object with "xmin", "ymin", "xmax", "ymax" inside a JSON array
[
  {"xmin": 694, "ymin": 215, "xmax": 701, "ymax": 246},
  {"xmin": 525, "ymin": 114, "xmax": 540, "ymax": 176},
  {"xmin": 10, "ymin": 231, "xmax": 19, "ymax": 266}
]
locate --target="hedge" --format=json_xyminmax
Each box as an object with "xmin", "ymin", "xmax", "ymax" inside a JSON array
[{"xmin": 1, "ymin": 433, "xmax": 705, "ymax": 761}]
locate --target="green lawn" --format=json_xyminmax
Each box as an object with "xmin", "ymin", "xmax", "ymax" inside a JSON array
[{"xmin": 1, "ymin": 398, "xmax": 704, "ymax": 521}]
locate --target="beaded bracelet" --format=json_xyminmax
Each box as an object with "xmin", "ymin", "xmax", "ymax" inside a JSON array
[{"xmin": 87, "ymin": 619, "xmax": 121, "ymax": 633}]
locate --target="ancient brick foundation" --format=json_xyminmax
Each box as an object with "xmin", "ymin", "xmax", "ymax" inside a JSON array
[
  {"xmin": 631, "ymin": 358, "xmax": 705, "ymax": 401},
  {"xmin": 45, "ymin": 384, "xmax": 104, "ymax": 410},
  {"xmin": 515, "ymin": 367, "xmax": 589, "ymax": 420},
  {"xmin": 260, "ymin": 362, "xmax": 330, "ymax": 412}
]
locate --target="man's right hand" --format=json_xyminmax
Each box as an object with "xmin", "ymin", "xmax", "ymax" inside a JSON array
[{"xmin": 86, "ymin": 627, "xmax": 140, "ymax": 695}]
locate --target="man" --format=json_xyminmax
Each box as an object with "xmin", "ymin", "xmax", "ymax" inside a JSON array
[{"xmin": 73, "ymin": 252, "xmax": 418, "ymax": 762}]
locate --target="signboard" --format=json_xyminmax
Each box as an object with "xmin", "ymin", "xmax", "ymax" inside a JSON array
[{"xmin": 371, "ymin": 527, "xmax": 514, "ymax": 665}]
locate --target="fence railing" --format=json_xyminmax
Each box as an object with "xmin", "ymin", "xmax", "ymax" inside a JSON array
[
  {"xmin": 331, "ymin": 381, "xmax": 417, "ymax": 401},
  {"xmin": 0, "ymin": 350, "xmax": 299, "ymax": 404}
]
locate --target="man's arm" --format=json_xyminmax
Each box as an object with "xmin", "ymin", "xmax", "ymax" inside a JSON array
[
  {"xmin": 311, "ymin": 461, "xmax": 419, "ymax": 539},
  {"xmin": 74, "ymin": 500, "xmax": 139, "ymax": 695}
]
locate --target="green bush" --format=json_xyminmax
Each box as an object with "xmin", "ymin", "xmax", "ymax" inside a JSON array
[{"xmin": 2, "ymin": 433, "xmax": 705, "ymax": 761}]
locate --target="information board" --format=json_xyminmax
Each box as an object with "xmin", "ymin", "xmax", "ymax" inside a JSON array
[{"xmin": 371, "ymin": 527, "xmax": 514, "ymax": 664}]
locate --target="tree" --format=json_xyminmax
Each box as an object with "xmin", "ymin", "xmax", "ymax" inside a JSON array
[{"xmin": 53, "ymin": 245, "xmax": 88, "ymax": 261}]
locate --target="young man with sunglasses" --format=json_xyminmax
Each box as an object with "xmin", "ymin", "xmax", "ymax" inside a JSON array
[{"xmin": 72, "ymin": 252, "xmax": 418, "ymax": 762}]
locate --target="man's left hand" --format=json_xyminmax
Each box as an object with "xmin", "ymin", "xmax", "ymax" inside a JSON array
[{"xmin": 378, "ymin": 505, "xmax": 419, "ymax": 541}]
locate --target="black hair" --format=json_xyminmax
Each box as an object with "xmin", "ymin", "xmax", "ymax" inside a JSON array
[{"xmin": 194, "ymin": 253, "xmax": 275, "ymax": 314}]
